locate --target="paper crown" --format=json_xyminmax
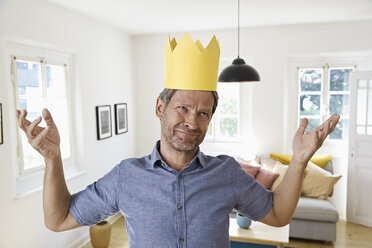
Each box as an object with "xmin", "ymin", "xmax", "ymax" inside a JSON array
[{"xmin": 164, "ymin": 32, "xmax": 220, "ymax": 91}]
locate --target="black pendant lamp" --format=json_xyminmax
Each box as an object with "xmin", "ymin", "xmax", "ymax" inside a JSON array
[{"xmin": 218, "ymin": 0, "xmax": 260, "ymax": 83}]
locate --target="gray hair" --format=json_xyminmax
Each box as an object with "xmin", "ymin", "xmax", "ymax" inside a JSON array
[{"xmin": 159, "ymin": 88, "xmax": 219, "ymax": 115}]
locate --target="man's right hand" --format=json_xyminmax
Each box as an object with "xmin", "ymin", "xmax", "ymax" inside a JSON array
[{"xmin": 16, "ymin": 108, "xmax": 61, "ymax": 161}]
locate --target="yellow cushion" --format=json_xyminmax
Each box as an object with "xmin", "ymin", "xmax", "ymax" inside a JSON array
[
  {"xmin": 270, "ymin": 162, "xmax": 289, "ymax": 191},
  {"xmin": 310, "ymin": 154, "xmax": 333, "ymax": 168},
  {"xmin": 270, "ymin": 161, "xmax": 341, "ymax": 199},
  {"xmin": 301, "ymin": 162, "xmax": 341, "ymax": 199},
  {"xmin": 270, "ymin": 153, "xmax": 332, "ymax": 168}
]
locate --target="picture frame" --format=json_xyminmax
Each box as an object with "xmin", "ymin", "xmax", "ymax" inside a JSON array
[
  {"xmin": 114, "ymin": 103, "xmax": 128, "ymax": 134},
  {"xmin": 96, "ymin": 105, "xmax": 112, "ymax": 140},
  {"xmin": 0, "ymin": 103, "xmax": 3, "ymax": 145}
]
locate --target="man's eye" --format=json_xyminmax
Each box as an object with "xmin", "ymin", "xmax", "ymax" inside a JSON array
[
  {"xmin": 201, "ymin": 112, "xmax": 209, "ymax": 117},
  {"xmin": 178, "ymin": 106, "xmax": 187, "ymax": 111}
]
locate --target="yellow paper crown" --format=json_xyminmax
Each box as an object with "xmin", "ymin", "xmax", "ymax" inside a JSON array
[{"xmin": 165, "ymin": 32, "xmax": 220, "ymax": 91}]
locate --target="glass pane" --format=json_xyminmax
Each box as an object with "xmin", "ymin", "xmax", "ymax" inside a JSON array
[
  {"xmin": 16, "ymin": 60, "xmax": 42, "ymax": 97},
  {"xmin": 217, "ymin": 83, "xmax": 239, "ymax": 115},
  {"xmin": 329, "ymin": 68, "xmax": 352, "ymax": 91},
  {"xmin": 357, "ymin": 126, "xmax": 365, "ymax": 135},
  {"xmin": 219, "ymin": 118, "xmax": 238, "ymax": 138},
  {"xmin": 369, "ymin": 89, "xmax": 372, "ymax": 125},
  {"xmin": 18, "ymin": 98, "xmax": 43, "ymax": 121},
  {"xmin": 329, "ymin": 119, "xmax": 349, "ymax": 140},
  {"xmin": 21, "ymin": 132, "xmax": 44, "ymax": 170},
  {"xmin": 367, "ymin": 126, "xmax": 372, "ymax": 135},
  {"xmin": 329, "ymin": 94, "xmax": 349, "ymax": 115},
  {"xmin": 300, "ymin": 94, "xmax": 321, "ymax": 115},
  {"xmin": 299, "ymin": 69, "xmax": 322, "ymax": 92},
  {"xmin": 357, "ymin": 89, "xmax": 367, "ymax": 125},
  {"xmin": 46, "ymin": 64, "xmax": 66, "ymax": 97},
  {"xmin": 300, "ymin": 118, "xmax": 320, "ymax": 133},
  {"xmin": 359, "ymin": 80, "xmax": 367, "ymax": 88},
  {"xmin": 369, "ymin": 79, "xmax": 372, "ymax": 88},
  {"xmin": 46, "ymin": 97, "xmax": 68, "ymax": 128}
]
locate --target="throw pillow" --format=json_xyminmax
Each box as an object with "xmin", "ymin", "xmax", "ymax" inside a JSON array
[
  {"xmin": 302, "ymin": 161, "xmax": 341, "ymax": 199},
  {"xmin": 270, "ymin": 153, "xmax": 332, "ymax": 168},
  {"xmin": 236, "ymin": 158, "xmax": 260, "ymax": 178},
  {"xmin": 270, "ymin": 162, "xmax": 288, "ymax": 191},
  {"xmin": 260, "ymin": 157, "xmax": 278, "ymax": 171},
  {"xmin": 255, "ymin": 167, "xmax": 280, "ymax": 190}
]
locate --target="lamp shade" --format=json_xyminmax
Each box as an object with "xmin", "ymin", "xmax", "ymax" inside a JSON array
[{"xmin": 218, "ymin": 57, "xmax": 260, "ymax": 83}]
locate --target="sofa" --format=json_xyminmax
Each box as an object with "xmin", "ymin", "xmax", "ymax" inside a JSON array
[
  {"xmin": 233, "ymin": 157, "xmax": 339, "ymax": 243},
  {"xmin": 288, "ymin": 160, "xmax": 338, "ymax": 242}
]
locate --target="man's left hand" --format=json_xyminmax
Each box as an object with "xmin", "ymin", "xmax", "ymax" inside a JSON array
[{"xmin": 292, "ymin": 114, "xmax": 340, "ymax": 166}]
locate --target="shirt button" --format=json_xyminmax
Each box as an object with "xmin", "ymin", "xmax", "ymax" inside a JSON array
[
  {"xmin": 178, "ymin": 205, "xmax": 183, "ymax": 210},
  {"xmin": 179, "ymin": 237, "xmax": 184, "ymax": 242},
  {"xmin": 178, "ymin": 174, "xmax": 182, "ymax": 179}
]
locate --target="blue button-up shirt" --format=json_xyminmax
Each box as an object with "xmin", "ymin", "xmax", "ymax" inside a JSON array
[{"xmin": 70, "ymin": 141, "xmax": 273, "ymax": 248}]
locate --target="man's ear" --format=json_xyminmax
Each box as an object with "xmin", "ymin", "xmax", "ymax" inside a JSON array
[{"xmin": 155, "ymin": 97, "xmax": 164, "ymax": 119}]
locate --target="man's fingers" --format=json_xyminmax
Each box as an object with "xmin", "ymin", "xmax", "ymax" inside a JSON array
[
  {"xmin": 329, "ymin": 114, "xmax": 340, "ymax": 133},
  {"xmin": 27, "ymin": 116, "xmax": 42, "ymax": 138},
  {"xmin": 31, "ymin": 127, "xmax": 49, "ymax": 147},
  {"xmin": 42, "ymin": 108, "xmax": 56, "ymax": 127},
  {"xmin": 297, "ymin": 118, "xmax": 308, "ymax": 135},
  {"xmin": 317, "ymin": 114, "xmax": 340, "ymax": 143},
  {"xmin": 319, "ymin": 119, "xmax": 330, "ymax": 141},
  {"xmin": 18, "ymin": 109, "xmax": 30, "ymax": 131}
]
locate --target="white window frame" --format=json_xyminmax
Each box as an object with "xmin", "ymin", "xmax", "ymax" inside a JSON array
[
  {"xmin": 12, "ymin": 56, "xmax": 73, "ymax": 174},
  {"xmin": 205, "ymin": 58, "xmax": 243, "ymax": 142},
  {"xmin": 5, "ymin": 42, "xmax": 83, "ymax": 198},
  {"xmin": 286, "ymin": 55, "xmax": 369, "ymax": 157},
  {"xmin": 297, "ymin": 65, "xmax": 354, "ymax": 141}
]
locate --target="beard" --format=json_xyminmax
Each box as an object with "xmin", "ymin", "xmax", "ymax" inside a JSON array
[{"xmin": 160, "ymin": 114, "xmax": 204, "ymax": 153}]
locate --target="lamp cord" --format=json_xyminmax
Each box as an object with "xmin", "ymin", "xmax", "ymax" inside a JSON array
[{"xmin": 238, "ymin": 0, "xmax": 240, "ymax": 58}]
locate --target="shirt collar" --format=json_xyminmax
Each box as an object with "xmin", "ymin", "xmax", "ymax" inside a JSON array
[{"xmin": 148, "ymin": 140, "xmax": 207, "ymax": 170}]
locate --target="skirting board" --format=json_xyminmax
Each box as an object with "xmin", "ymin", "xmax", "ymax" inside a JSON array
[{"xmin": 68, "ymin": 212, "xmax": 123, "ymax": 248}]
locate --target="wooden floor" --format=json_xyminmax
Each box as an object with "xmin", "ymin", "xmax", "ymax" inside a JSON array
[{"xmin": 82, "ymin": 217, "xmax": 372, "ymax": 248}]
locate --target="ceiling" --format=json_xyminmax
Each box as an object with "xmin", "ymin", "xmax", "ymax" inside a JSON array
[{"xmin": 48, "ymin": 0, "xmax": 372, "ymax": 35}]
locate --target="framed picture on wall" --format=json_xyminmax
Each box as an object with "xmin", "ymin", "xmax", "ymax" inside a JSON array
[
  {"xmin": 114, "ymin": 103, "xmax": 128, "ymax": 134},
  {"xmin": 96, "ymin": 105, "xmax": 112, "ymax": 140},
  {"xmin": 0, "ymin": 103, "xmax": 3, "ymax": 145}
]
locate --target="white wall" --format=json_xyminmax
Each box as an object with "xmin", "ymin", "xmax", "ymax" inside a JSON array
[
  {"xmin": 133, "ymin": 21, "xmax": 372, "ymax": 219},
  {"xmin": 0, "ymin": 0, "xmax": 135, "ymax": 247}
]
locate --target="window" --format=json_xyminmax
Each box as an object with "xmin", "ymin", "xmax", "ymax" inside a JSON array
[
  {"xmin": 12, "ymin": 56, "xmax": 71, "ymax": 173},
  {"xmin": 206, "ymin": 82, "xmax": 241, "ymax": 141},
  {"xmin": 298, "ymin": 66, "xmax": 353, "ymax": 140}
]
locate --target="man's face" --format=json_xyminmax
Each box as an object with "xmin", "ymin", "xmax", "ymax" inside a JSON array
[{"xmin": 156, "ymin": 90, "xmax": 214, "ymax": 153}]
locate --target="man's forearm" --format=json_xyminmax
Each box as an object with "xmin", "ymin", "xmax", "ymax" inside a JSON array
[
  {"xmin": 43, "ymin": 153, "xmax": 71, "ymax": 231},
  {"xmin": 271, "ymin": 157, "xmax": 307, "ymax": 226}
]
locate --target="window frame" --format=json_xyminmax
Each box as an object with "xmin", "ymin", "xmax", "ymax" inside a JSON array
[
  {"xmin": 4, "ymin": 41, "xmax": 82, "ymax": 198},
  {"xmin": 286, "ymin": 55, "xmax": 369, "ymax": 157},
  {"xmin": 205, "ymin": 57, "xmax": 243, "ymax": 142},
  {"xmin": 296, "ymin": 65, "xmax": 354, "ymax": 143},
  {"xmin": 12, "ymin": 56, "xmax": 73, "ymax": 174}
]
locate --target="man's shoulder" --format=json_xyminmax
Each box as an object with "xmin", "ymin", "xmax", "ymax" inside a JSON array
[
  {"xmin": 115, "ymin": 154, "xmax": 153, "ymax": 171},
  {"xmin": 201, "ymin": 153, "xmax": 239, "ymax": 168}
]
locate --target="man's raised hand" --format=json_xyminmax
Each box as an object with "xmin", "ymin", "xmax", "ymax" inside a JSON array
[
  {"xmin": 292, "ymin": 114, "xmax": 340, "ymax": 166},
  {"xmin": 16, "ymin": 108, "xmax": 61, "ymax": 161}
]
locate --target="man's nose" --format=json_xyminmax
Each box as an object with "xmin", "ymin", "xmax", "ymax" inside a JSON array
[{"xmin": 184, "ymin": 112, "xmax": 198, "ymax": 130}]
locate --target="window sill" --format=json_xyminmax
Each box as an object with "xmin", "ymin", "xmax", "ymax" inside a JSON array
[{"xmin": 14, "ymin": 161, "xmax": 86, "ymax": 199}]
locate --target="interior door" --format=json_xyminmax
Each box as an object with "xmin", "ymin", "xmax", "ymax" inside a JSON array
[{"xmin": 347, "ymin": 71, "xmax": 372, "ymax": 227}]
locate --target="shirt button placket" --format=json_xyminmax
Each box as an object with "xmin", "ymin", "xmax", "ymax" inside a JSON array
[{"xmin": 177, "ymin": 173, "xmax": 186, "ymax": 247}]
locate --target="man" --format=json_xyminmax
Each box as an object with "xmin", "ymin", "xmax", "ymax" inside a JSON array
[{"xmin": 16, "ymin": 33, "xmax": 339, "ymax": 248}]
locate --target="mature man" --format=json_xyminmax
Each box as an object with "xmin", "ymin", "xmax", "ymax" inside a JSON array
[{"xmin": 16, "ymin": 33, "xmax": 339, "ymax": 248}]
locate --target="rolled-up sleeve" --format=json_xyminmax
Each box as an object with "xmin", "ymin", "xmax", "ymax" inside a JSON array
[
  {"xmin": 69, "ymin": 165, "xmax": 120, "ymax": 226},
  {"xmin": 233, "ymin": 163, "xmax": 274, "ymax": 221}
]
